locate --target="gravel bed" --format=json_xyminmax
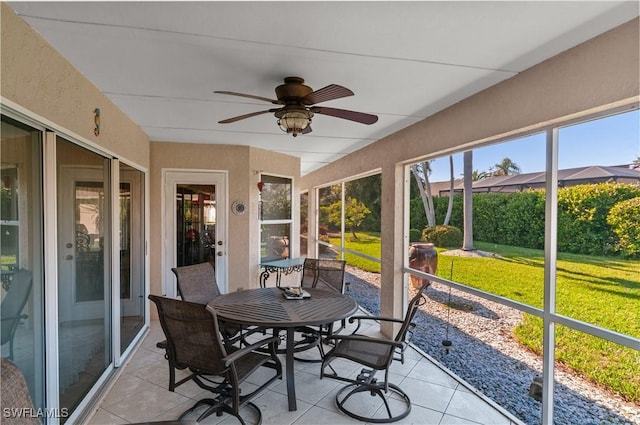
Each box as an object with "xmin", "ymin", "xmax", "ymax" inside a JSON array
[{"xmin": 344, "ymin": 265, "xmax": 640, "ymax": 425}]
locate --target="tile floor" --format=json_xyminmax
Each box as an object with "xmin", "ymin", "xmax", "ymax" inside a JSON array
[{"xmin": 86, "ymin": 317, "xmax": 521, "ymax": 425}]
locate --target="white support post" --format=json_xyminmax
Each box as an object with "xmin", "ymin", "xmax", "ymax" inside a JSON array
[{"xmin": 542, "ymin": 127, "xmax": 559, "ymax": 424}]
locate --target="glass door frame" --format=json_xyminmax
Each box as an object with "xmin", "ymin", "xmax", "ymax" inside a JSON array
[{"xmin": 162, "ymin": 169, "xmax": 228, "ymax": 298}]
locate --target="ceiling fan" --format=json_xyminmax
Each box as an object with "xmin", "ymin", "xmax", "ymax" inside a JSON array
[{"xmin": 215, "ymin": 77, "xmax": 378, "ymax": 137}]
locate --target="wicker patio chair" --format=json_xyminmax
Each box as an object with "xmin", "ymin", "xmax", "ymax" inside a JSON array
[
  {"xmin": 1, "ymin": 358, "xmax": 40, "ymax": 425},
  {"xmin": 320, "ymin": 282, "xmax": 429, "ymax": 423},
  {"xmin": 1, "ymin": 357, "xmax": 184, "ymax": 425},
  {"xmin": 149, "ymin": 295, "xmax": 282, "ymax": 424}
]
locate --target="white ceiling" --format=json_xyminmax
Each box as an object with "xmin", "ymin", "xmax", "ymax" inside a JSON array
[{"xmin": 8, "ymin": 1, "xmax": 639, "ymax": 175}]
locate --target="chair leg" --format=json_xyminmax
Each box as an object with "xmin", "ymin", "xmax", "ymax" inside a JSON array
[
  {"xmin": 168, "ymin": 363, "xmax": 176, "ymax": 391},
  {"xmin": 178, "ymin": 398, "xmax": 218, "ymax": 420},
  {"xmin": 181, "ymin": 397, "xmax": 262, "ymax": 425},
  {"xmin": 335, "ymin": 381, "xmax": 411, "ymax": 423},
  {"xmin": 9, "ymin": 337, "xmax": 15, "ymax": 360}
]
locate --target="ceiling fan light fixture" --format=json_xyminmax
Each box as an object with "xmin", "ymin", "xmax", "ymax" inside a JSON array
[{"xmin": 276, "ymin": 109, "xmax": 313, "ymax": 137}]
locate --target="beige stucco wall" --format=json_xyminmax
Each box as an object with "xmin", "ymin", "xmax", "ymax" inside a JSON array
[
  {"xmin": 1, "ymin": 3, "xmax": 150, "ymax": 167},
  {"xmin": 300, "ymin": 17, "xmax": 640, "ymax": 333},
  {"xmin": 149, "ymin": 142, "xmax": 300, "ymax": 301}
]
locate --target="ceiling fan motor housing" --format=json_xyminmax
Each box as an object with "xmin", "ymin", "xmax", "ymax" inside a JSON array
[{"xmin": 275, "ymin": 77, "xmax": 313, "ymax": 103}]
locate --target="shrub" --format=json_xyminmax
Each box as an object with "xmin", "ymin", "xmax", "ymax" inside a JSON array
[
  {"xmin": 422, "ymin": 225, "xmax": 462, "ymax": 248},
  {"xmin": 607, "ymin": 197, "xmax": 640, "ymax": 257},
  {"xmin": 318, "ymin": 225, "xmax": 330, "ymax": 252},
  {"xmin": 409, "ymin": 228, "xmax": 422, "ymax": 242},
  {"xmin": 557, "ymin": 183, "xmax": 640, "ymax": 255}
]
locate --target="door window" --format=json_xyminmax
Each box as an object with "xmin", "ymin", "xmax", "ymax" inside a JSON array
[
  {"xmin": 176, "ymin": 184, "xmax": 216, "ymax": 267},
  {"xmin": 259, "ymin": 174, "xmax": 292, "ymax": 261}
]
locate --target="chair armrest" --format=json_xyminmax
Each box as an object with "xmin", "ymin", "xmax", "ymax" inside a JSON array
[
  {"xmin": 0, "ymin": 314, "xmax": 29, "ymax": 323},
  {"xmin": 222, "ymin": 335, "xmax": 280, "ymax": 366},
  {"xmin": 349, "ymin": 315, "xmax": 404, "ymax": 325},
  {"xmin": 325, "ymin": 334, "xmax": 404, "ymax": 349},
  {"xmin": 348, "ymin": 315, "xmax": 405, "ymax": 334}
]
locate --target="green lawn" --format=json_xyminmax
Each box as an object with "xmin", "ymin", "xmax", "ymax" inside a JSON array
[
  {"xmin": 331, "ymin": 233, "xmax": 640, "ymax": 402},
  {"xmin": 329, "ymin": 233, "xmax": 381, "ymax": 272}
]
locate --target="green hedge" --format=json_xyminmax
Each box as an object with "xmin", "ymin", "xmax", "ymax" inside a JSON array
[
  {"xmin": 411, "ymin": 182, "xmax": 640, "ymax": 256},
  {"xmin": 607, "ymin": 196, "xmax": 640, "ymax": 257},
  {"xmin": 557, "ymin": 183, "xmax": 640, "ymax": 255}
]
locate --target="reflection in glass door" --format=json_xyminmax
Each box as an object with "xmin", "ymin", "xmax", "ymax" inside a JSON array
[
  {"xmin": 176, "ymin": 185, "xmax": 216, "ymax": 267},
  {"xmin": 119, "ymin": 163, "xmax": 145, "ymax": 353},
  {"xmin": 164, "ymin": 171, "xmax": 226, "ymax": 297},
  {"xmin": 57, "ymin": 138, "xmax": 111, "ymax": 416},
  {"xmin": 0, "ymin": 115, "xmax": 45, "ymax": 411}
]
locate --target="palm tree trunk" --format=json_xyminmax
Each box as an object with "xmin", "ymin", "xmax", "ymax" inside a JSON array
[
  {"xmin": 411, "ymin": 163, "xmax": 436, "ymax": 227},
  {"xmin": 462, "ymin": 151, "xmax": 474, "ymax": 250},
  {"xmin": 443, "ymin": 155, "xmax": 454, "ymax": 226}
]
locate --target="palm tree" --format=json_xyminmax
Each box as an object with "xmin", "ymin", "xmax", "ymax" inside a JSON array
[
  {"xmin": 472, "ymin": 169, "xmax": 491, "ymax": 181},
  {"xmin": 411, "ymin": 155, "xmax": 456, "ymax": 227},
  {"xmin": 410, "ymin": 162, "xmax": 436, "ymax": 227},
  {"xmin": 493, "ymin": 157, "xmax": 521, "ymax": 176},
  {"xmin": 443, "ymin": 155, "xmax": 454, "ymax": 226},
  {"xmin": 463, "ymin": 151, "xmax": 474, "ymax": 250}
]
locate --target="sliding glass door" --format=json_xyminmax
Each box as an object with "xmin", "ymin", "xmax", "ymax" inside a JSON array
[
  {"xmin": 119, "ymin": 163, "xmax": 145, "ymax": 353},
  {"xmin": 0, "ymin": 115, "xmax": 46, "ymax": 411},
  {"xmin": 56, "ymin": 138, "xmax": 112, "ymax": 415}
]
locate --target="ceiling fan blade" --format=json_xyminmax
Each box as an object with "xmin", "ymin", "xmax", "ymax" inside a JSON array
[
  {"xmin": 302, "ymin": 125, "xmax": 312, "ymax": 135},
  {"xmin": 311, "ymin": 106, "xmax": 378, "ymax": 125},
  {"xmin": 214, "ymin": 91, "xmax": 280, "ymax": 104},
  {"xmin": 218, "ymin": 109, "xmax": 279, "ymax": 124},
  {"xmin": 301, "ymin": 84, "xmax": 353, "ymax": 105}
]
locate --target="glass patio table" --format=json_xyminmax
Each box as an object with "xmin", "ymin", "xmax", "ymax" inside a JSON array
[
  {"xmin": 207, "ymin": 287, "xmax": 358, "ymax": 411},
  {"xmin": 259, "ymin": 257, "xmax": 306, "ymax": 287}
]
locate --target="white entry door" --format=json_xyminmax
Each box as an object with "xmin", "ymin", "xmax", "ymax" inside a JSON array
[{"xmin": 163, "ymin": 171, "xmax": 227, "ymax": 297}]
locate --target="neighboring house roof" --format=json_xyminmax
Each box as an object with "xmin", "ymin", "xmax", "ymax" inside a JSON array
[
  {"xmin": 436, "ymin": 165, "xmax": 640, "ymax": 195},
  {"xmin": 427, "ymin": 179, "xmax": 463, "ymax": 197}
]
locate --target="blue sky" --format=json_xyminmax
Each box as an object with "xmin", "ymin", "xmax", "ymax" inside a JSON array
[{"xmin": 428, "ymin": 109, "xmax": 640, "ymax": 182}]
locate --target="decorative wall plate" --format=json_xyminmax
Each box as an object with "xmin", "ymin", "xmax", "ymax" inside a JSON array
[{"xmin": 231, "ymin": 200, "xmax": 246, "ymax": 215}]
